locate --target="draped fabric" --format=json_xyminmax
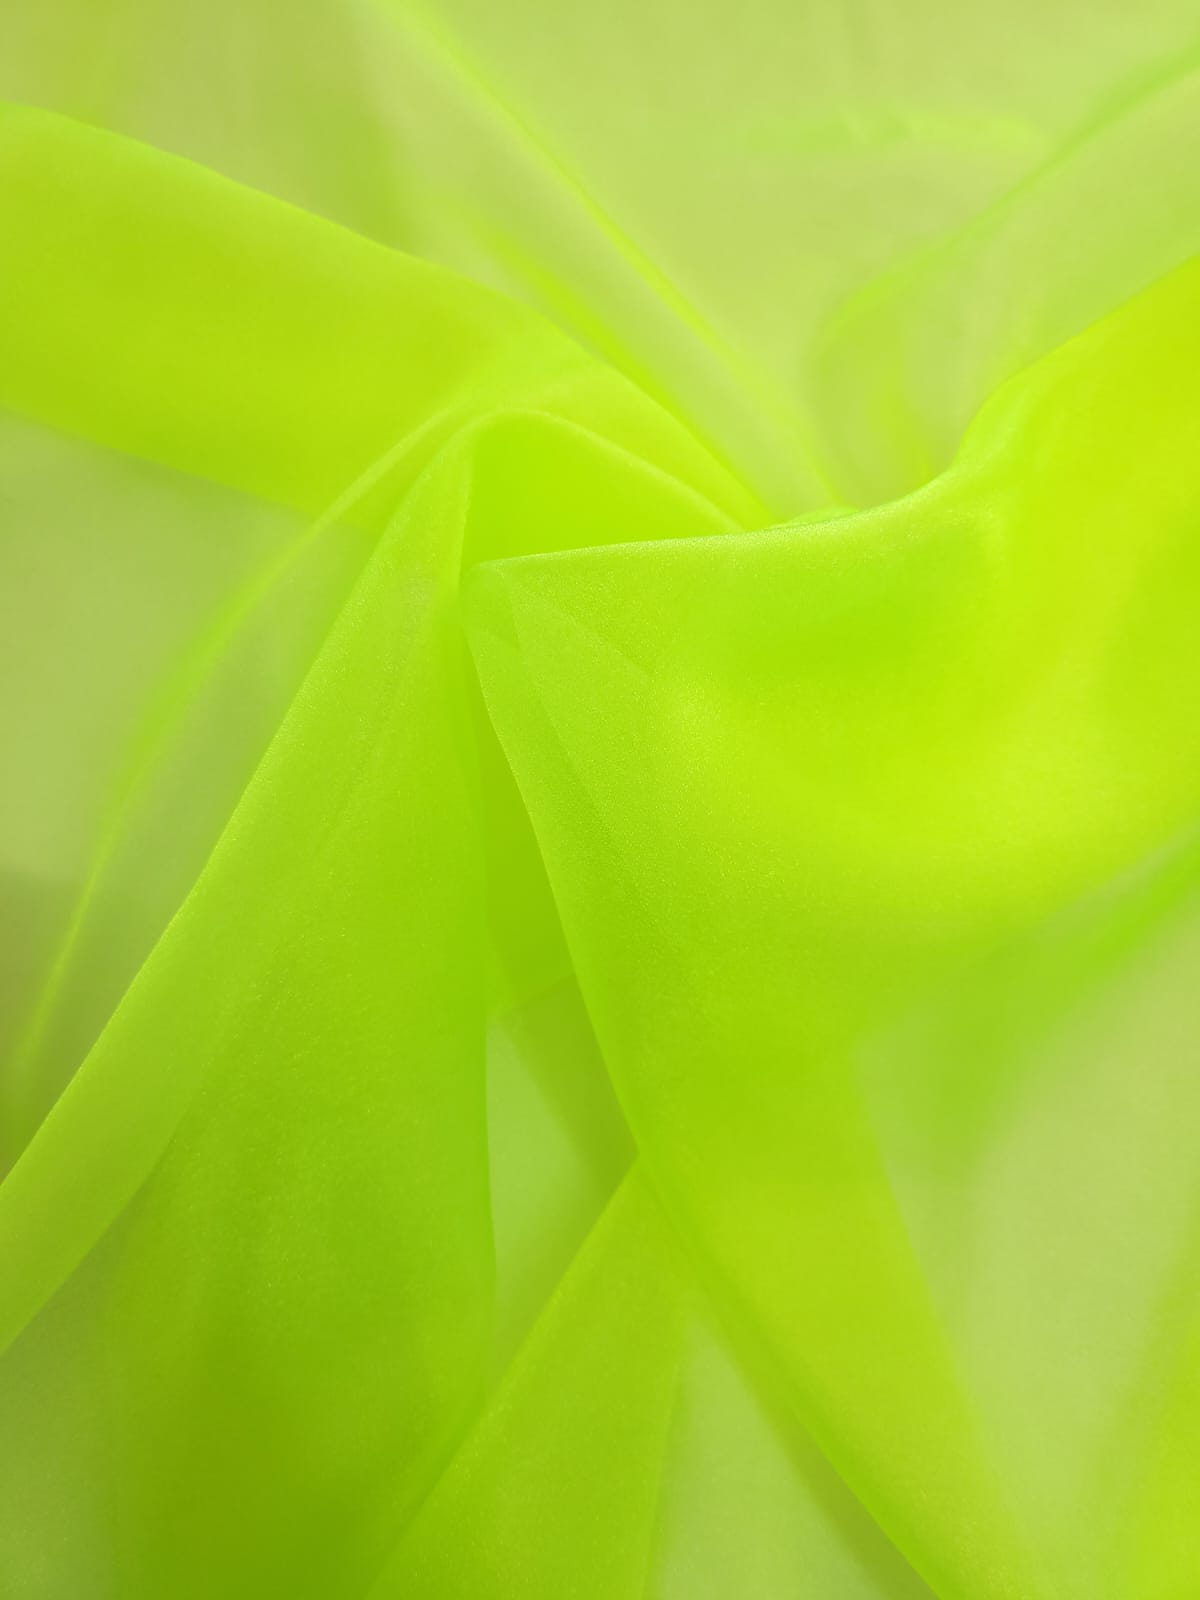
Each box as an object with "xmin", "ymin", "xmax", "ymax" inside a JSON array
[{"xmin": 2, "ymin": 4, "xmax": 1200, "ymax": 1597}]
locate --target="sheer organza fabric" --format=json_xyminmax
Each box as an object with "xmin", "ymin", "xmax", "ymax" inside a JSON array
[{"xmin": 2, "ymin": 5, "xmax": 1200, "ymax": 1597}]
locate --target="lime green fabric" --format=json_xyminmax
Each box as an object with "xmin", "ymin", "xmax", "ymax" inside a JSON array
[{"xmin": 1, "ymin": 5, "xmax": 1199, "ymax": 1597}]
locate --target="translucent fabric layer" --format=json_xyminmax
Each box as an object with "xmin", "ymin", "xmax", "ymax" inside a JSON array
[{"xmin": 1, "ymin": 5, "xmax": 1199, "ymax": 1597}]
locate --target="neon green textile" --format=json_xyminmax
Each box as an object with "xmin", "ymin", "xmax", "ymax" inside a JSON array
[{"xmin": 1, "ymin": 4, "xmax": 1200, "ymax": 1597}]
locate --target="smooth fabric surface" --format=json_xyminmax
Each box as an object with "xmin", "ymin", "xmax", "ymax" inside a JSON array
[{"xmin": 1, "ymin": 4, "xmax": 1199, "ymax": 1597}]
